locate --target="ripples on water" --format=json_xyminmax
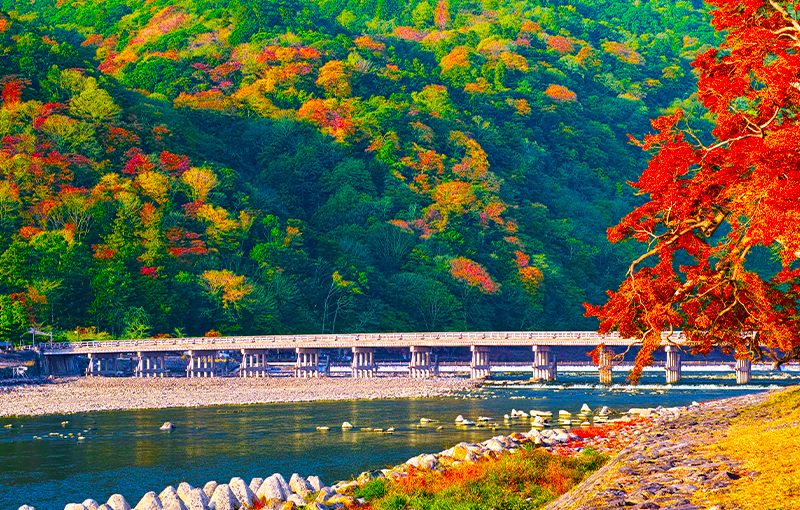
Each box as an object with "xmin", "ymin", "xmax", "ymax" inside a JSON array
[{"xmin": 1, "ymin": 369, "xmax": 797, "ymax": 509}]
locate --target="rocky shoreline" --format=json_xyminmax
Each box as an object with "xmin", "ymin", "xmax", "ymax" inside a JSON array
[
  {"xmin": 0, "ymin": 375, "xmax": 480, "ymax": 417},
  {"xmin": 544, "ymin": 389, "xmax": 778, "ymax": 510}
]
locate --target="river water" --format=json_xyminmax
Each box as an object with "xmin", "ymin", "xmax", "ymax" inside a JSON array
[{"xmin": 1, "ymin": 368, "xmax": 798, "ymax": 509}]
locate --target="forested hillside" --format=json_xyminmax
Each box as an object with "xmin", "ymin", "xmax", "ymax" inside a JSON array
[{"xmin": 0, "ymin": 0, "xmax": 716, "ymax": 342}]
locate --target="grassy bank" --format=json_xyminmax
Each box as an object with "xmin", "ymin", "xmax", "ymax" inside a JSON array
[
  {"xmin": 697, "ymin": 386, "xmax": 800, "ymax": 510},
  {"xmin": 350, "ymin": 444, "xmax": 608, "ymax": 510}
]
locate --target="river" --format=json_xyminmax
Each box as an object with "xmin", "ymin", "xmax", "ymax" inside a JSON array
[{"xmin": 1, "ymin": 367, "xmax": 797, "ymax": 509}]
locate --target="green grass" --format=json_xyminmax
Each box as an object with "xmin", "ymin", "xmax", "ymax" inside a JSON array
[{"xmin": 352, "ymin": 445, "xmax": 608, "ymax": 510}]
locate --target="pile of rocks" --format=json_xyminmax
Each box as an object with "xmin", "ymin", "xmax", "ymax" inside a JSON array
[{"xmin": 20, "ymin": 473, "xmax": 369, "ymax": 510}]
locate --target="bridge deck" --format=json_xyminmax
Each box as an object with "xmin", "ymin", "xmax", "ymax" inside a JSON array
[{"xmin": 39, "ymin": 331, "xmax": 688, "ymax": 355}]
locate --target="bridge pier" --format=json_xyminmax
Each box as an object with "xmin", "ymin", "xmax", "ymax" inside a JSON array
[
  {"xmin": 409, "ymin": 346, "xmax": 432, "ymax": 378},
  {"xmin": 531, "ymin": 345, "xmax": 556, "ymax": 381},
  {"xmin": 240, "ymin": 349, "xmax": 270, "ymax": 377},
  {"xmin": 136, "ymin": 351, "xmax": 167, "ymax": 377},
  {"xmin": 187, "ymin": 350, "xmax": 217, "ymax": 378},
  {"xmin": 470, "ymin": 345, "xmax": 491, "ymax": 379},
  {"xmin": 87, "ymin": 352, "xmax": 122, "ymax": 376},
  {"xmin": 735, "ymin": 357, "xmax": 752, "ymax": 384},
  {"xmin": 665, "ymin": 345, "xmax": 681, "ymax": 384},
  {"xmin": 351, "ymin": 347, "xmax": 376, "ymax": 378},
  {"xmin": 296, "ymin": 348, "xmax": 320, "ymax": 378},
  {"xmin": 598, "ymin": 345, "xmax": 615, "ymax": 385}
]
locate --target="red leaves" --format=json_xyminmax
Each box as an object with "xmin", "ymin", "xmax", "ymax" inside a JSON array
[
  {"xmin": 450, "ymin": 257, "xmax": 499, "ymax": 294},
  {"xmin": 2, "ymin": 80, "xmax": 24, "ymax": 105}
]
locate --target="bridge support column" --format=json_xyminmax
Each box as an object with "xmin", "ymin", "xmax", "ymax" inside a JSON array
[
  {"xmin": 665, "ymin": 345, "xmax": 681, "ymax": 384},
  {"xmin": 240, "ymin": 349, "xmax": 270, "ymax": 377},
  {"xmin": 598, "ymin": 345, "xmax": 615, "ymax": 385},
  {"xmin": 470, "ymin": 346, "xmax": 491, "ymax": 379},
  {"xmin": 136, "ymin": 352, "xmax": 167, "ymax": 377},
  {"xmin": 351, "ymin": 347, "xmax": 376, "ymax": 378},
  {"xmin": 735, "ymin": 357, "xmax": 752, "ymax": 384},
  {"xmin": 87, "ymin": 352, "xmax": 121, "ymax": 376},
  {"xmin": 187, "ymin": 350, "xmax": 217, "ymax": 378},
  {"xmin": 296, "ymin": 348, "xmax": 320, "ymax": 378},
  {"xmin": 531, "ymin": 345, "xmax": 556, "ymax": 381},
  {"xmin": 409, "ymin": 346, "xmax": 432, "ymax": 378}
]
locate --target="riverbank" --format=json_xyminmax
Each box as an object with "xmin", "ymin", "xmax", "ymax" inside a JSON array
[
  {"xmin": 543, "ymin": 387, "xmax": 794, "ymax": 510},
  {"xmin": 0, "ymin": 376, "xmax": 480, "ymax": 417}
]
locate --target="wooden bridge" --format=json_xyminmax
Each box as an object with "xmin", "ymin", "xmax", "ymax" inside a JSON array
[{"xmin": 36, "ymin": 330, "xmax": 753, "ymax": 384}]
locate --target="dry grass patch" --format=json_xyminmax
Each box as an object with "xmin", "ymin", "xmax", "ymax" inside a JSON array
[{"xmin": 696, "ymin": 387, "xmax": 800, "ymax": 510}]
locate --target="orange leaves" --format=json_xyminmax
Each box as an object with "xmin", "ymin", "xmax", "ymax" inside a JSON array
[
  {"xmin": 450, "ymin": 131, "xmax": 489, "ymax": 181},
  {"xmin": 354, "ymin": 35, "xmax": 386, "ymax": 53},
  {"xmin": 449, "ymin": 257, "xmax": 499, "ymax": 294},
  {"xmin": 515, "ymin": 250, "xmax": 543, "ymax": 295},
  {"xmin": 440, "ymin": 47, "xmax": 471, "ymax": 72},
  {"xmin": 434, "ymin": 0, "xmax": 450, "ymax": 28},
  {"xmin": 546, "ymin": 36, "xmax": 574, "ymax": 55},
  {"xmin": 544, "ymin": 84, "xmax": 577, "ymax": 103},
  {"xmin": 297, "ymin": 98, "xmax": 355, "ymax": 142},
  {"xmin": 506, "ymin": 98, "xmax": 531, "ymax": 116},
  {"xmin": 601, "ymin": 41, "xmax": 644, "ymax": 65}
]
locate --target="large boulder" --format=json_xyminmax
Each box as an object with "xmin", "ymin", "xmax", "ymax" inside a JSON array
[
  {"xmin": 64, "ymin": 504, "xmax": 87, "ymax": 510},
  {"xmin": 289, "ymin": 474, "xmax": 313, "ymax": 498},
  {"xmin": 83, "ymin": 500, "xmax": 100, "ymax": 510},
  {"xmin": 106, "ymin": 495, "xmax": 132, "ymax": 510},
  {"xmin": 229, "ymin": 477, "xmax": 256, "ymax": 507},
  {"xmin": 306, "ymin": 477, "xmax": 323, "ymax": 492},
  {"xmin": 203, "ymin": 482, "xmax": 218, "ymax": 500},
  {"xmin": 208, "ymin": 484, "xmax": 237, "ymax": 510},
  {"xmin": 249, "ymin": 478, "xmax": 264, "ymax": 494},
  {"xmin": 97, "ymin": 506, "xmax": 113, "ymax": 510},
  {"xmin": 182, "ymin": 489, "xmax": 209, "ymax": 510},
  {"xmin": 177, "ymin": 483, "xmax": 195, "ymax": 503},
  {"xmin": 158, "ymin": 487, "xmax": 187, "ymax": 510},
  {"xmin": 256, "ymin": 475, "xmax": 286, "ymax": 501},
  {"xmin": 134, "ymin": 492, "xmax": 163, "ymax": 510},
  {"xmin": 273, "ymin": 474, "xmax": 293, "ymax": 498},
  {"xmin": 18, "ymin": 506, "xmax": 36, "ymax": 510}
]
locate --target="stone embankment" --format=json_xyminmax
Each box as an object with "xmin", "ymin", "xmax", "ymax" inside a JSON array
[
  {"xmin": 544, "ymin": 390, "xmax": 775, "ymax": 510},
  {"xmin": 0, "ymin": 376, "xmax": 479, "ymax": 417}
]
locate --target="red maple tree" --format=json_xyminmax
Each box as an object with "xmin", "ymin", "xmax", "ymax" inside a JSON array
[{"xmin": 586, "ymin": 0, "xmax": 800, "ymax": 381}]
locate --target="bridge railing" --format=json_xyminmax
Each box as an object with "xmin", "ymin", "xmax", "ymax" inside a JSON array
[{"xmin": 33, "ymin": 330, "xmax": 683, "ymax": 353}]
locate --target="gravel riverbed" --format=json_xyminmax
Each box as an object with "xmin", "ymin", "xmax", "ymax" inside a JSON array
[{"xmin": 0, "ymin": 375, "xmax": 480, "ymax": 417}]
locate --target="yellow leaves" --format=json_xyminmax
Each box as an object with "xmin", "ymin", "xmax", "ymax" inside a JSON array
[
  {"xmin": 316, "ymin": 60, "xmax": 352, "ymax": 98},
  {"xmin": 201, "ymin": 269, "xmax": 253, "ymax": 308},
  {"xmin": 499, "ymin": 52, "xmax": 528, "ymax": 72},
  {"xmin": 136, "ymin": 170, "xmax": 170, "ymax": 204},
  {"xmin": 464, "ymin": 78, "xmax": 492, "ymax": 95},
  {"xmin": 331, "ymin": 270, "xmax": 361, "ymax": 294},
  {"xmin": 196, "ymin": 203, "xmax": 238, "ymax": 241},
  {"xmin": 181, "ymin": 167, "xmax": 218, "ymax": 202}
]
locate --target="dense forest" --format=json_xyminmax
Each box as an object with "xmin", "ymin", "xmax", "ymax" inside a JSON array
[{"xmin": 0, "ymin": 0, "xmax": 718, "ymax": 343}]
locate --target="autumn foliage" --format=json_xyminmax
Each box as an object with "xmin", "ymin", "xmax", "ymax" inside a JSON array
[{"xmin": 587, "ymin": 0, "xmax": 800, "ymax": 380}]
